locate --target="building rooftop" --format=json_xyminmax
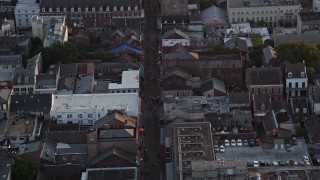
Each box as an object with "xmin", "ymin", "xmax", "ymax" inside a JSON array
[
  {"xmin": 229, "ymin": 0, "xmax": 300, "ymax": 8},
  {"xmin": 5, "ymin": 114, "xmax": 37, "ymax": 136},
  {"xmin": 228, "ymin": 92, "xmax": 250, "ymax": 105},
  {"xmin": 311, "ymin": 85, "xmax": 320, "ymax": 103},
  {"xmin": 0, "ymin": 54, "xmax": 21, "ymax": 65},
  {"xmin": 201, "ymin": 5, "xmax": 228, "ymax": 25},
  {"xmin": 299, "ymin": 12, "xmax": 320, "ymax": 21},
  {"xmin": 56, "ymin": 143, "xmax": 87, "ymax": 155},
  {"xmin": 15, "ymin": 0, "xmax": 39, "ymax": 10},
  {"xmin": 173, "ymin": 122, "xmax": 214, "ymax": 180},
  {"xmin": 35, "ymin": 74, "xmax": 56, "ymax": 87},
  {"xmin": 164, "ymin": 96, "xmax": 229, "ymax": 116},
  {"xmin": 284, "ymin": 61, "xmax": 306, "ymax": 78},
  {"xmin": 0, "ymin": 157, "xmax": 13, "ymax": 180},
  {"xmin": 246, "ymin": 67, "xmax": 282, "ymax": 86},
  {"xmin": 51, "ymin": 93, "xmax": 139, "ymax": 117},
  {"xmin": 9, "ymin": 94, "xmax": 52, "ymax": 114},
  {"xmin": 18, "ymin": 140, "xmax": 42, "ymax": 155},
  {"xmin": 0, "ymin": 71, "xmax": 12, "ymax": 82},
  {"xmin": 0, "ymin": 89, "xmax": 11, "ymax": 104},
  {"xmin": 12, "ymin": 67, "xmax": 35, "ymax": 86},
  {"xmin": 108, "ymin": 70, "xmax": 139, "ymax": 90},
  {"xmin": 82, "ymin": 167, "xmax": 137, "ymax": 180},
  {"xmin": 74, "ymin": 74, "xmax": 93, "ymax": 94}
]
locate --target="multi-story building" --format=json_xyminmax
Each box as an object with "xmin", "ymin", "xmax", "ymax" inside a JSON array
[
  {"xmin": 313, "ymin": 0, "xmax": 320, "ymax": 12},
  {"xmin": 50, "ymin": 93, "xmax": 139, "ymax": 126},
  {"xmin": 12, "ymin": 67, "xmax": 35, "ymax": 95},
  {"xmin": 227, "ymin": 0, "xmax": 301, "ymax": 27},
  {"xmin": 283, "ymin": 61, "xmax": 308, "ymax": 102},
  {"xmin": 246, "ymin": 67, "xmax": 284, "ymax": 101},
  {"xmin": 14, "ymin": 0, "xmax": 40, "ymax": 29},
  {"xmin": 297, "ymin": 12, "xmax": 320, "ymax": 34},
  {"xmin": 108, "ymin": 70, "xmax": 139, "ymax": 94}
]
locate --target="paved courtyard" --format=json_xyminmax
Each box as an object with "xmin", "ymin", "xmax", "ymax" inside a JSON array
[{"xmin": 216, "ymin": 139, "xmax": 310, "ymax": 164}]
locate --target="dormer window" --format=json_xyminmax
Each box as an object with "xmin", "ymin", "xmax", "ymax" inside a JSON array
[
  {"xmin": 42, "ymin": 8, "xmax": 45, "ymax": 12},
  {"xmin": 78, "ymin": 7, "xmax": 81, "ymax": 12},
  {"xmin": 85, "ymin": 7, "xmax": 88, "ymax": 12},
  {"xmin": 120, "ymin": 6, "xmax": 124, "ymax": 11},
  {"xmin": 56, "ymin": 8, "xmax": 60, "ymax": 12},
  {"xmin": 63, "ymin": 7, "xmax": 67, "ymax": 12},
  {"xmin": 25, "ymin": 77, "xmax": 28, "ymax": 83},
  {"xmin": 18, "ymin": 77, "xmax": 21, "ymax": 83},
  {"xmin": 301, "ymin": 72, "xmax": 305, "ymax": 77},
  {"xmin": 99, "ymin": 6, "xmax": 103, "ymax": 11},
  {"xmin": 49, "ymin": 8, "xmax": 52, "ymax": 12},
  {"xmin": 288, "ymin": 72, "xmax": 292, "ymax": 77},
  {"xmin": 92, "ymin": 6, "xmax": 95, "ymax": 11},
  {"xmin": 134, "ymin": 5, "xmax": 138, "ymax": 11},
  {"xmin": 106, "ymin": 6, "xmax": 110, "ymax": 11},
  {"xmin": 114, "ymin": 6, "xmax": 117, "ymax": 11},
  {"xmin": 71, "ymin": 7, "xmax": 74, "ymax": 12},
  {"xmin": 128, "ymin": 6, "xmax": 131, "ymax": 11}
]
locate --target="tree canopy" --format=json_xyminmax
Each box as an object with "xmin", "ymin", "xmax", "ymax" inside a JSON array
[
  {"xmin": 13, "ymin": 157, "xmax": 37, "ymax": 180},
  {"xmin": 277, "ymin": 42, "xmax": 320, "ymax": 71}
]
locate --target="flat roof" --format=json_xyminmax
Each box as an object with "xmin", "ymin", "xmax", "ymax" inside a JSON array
[
  {"xmin": 74, "ymin": 74, "xmax": 93, "ymax": 94},
  {"xmin": 83, "ymin": 167, "xmax": 137, "ymax": 180},
  {"xmin": 51, "ymin": 93, "xmax": 139, "ymax": 117},
  {"xmin": 229, "ymin": 0, "xmax": 300, "ymax": 8},
  {"xmin": 164, "ymin": 96, "xmax": 229, "ymax": 116},
  {"xmin": 108, "ymin": 70, "xmax": 139, "ymax": 90},
  {"xmin": 5, "ymin": 115, "xmax": 36, "ymax": 136}
]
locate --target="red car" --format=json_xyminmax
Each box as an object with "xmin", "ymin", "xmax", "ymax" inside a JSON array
[{"xmin": 255, "ymin": 138, "xmax": 261, "ymax": 146}]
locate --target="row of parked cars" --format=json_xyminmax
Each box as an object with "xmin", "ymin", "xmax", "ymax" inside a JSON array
[
  {"xmin": 247, "ymin": 156, "xmax": 311, "ymax": 167},
  {"xmin": 219, "ymin": 138, "xmax": 260, "ymax": 147}
]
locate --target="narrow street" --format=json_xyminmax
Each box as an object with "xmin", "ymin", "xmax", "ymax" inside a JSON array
[{"xmin": 140, "ymin": 0, "xmax": 164, "ymax": 179}]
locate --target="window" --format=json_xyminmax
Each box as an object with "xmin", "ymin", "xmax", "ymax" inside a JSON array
[
  {"xmin": 128, "ymin": 6, "xmax": 131, "ymax": 11},
  {"xmin": 98, "ymin": 113, "xmax": 100, "ymax": 118},
  {"xmin": 261, "ymin": 11, "xmax": 264, "ymax": 14},
  {"xmin": 99, "ymin": 6, "xmax": 103, "ymax": 11},
  {"xmin": 72, "ymin": 156, "xmax": 76, "ymax": 160},
  {"xmin": 272, "ymin": 88, "xmax": 274, "ymax": 93},
  {"xmin": 25, "ymin": 15, "xmax": 28, "ymax": 17},
  {"xmin": 14, "ymin": 88, "xmax": 19, "ymax": 92},
  {"xmin": 88, "ymin": 114, "xmax": 93, "ymax": 118},
  {"xmin": 56, "ymin": 8, "xmax": 60, "ymax": 12},
  {"xmin": 128, "ymin": 90, "xmax": 131, "ymax": 93},
  {"xmin": 71, "ymin": 8, "xmax": 74, "ymax": 12},
  {"xmin": 67, "ymin": 114, "xmax": 72, "ymax": 118},
  {"xmin": 302, "ymin": 82, "xmax": 306, "ymax": 88},
  {"xmin": 232, "ymin": 12, "xmax": 235, "ymax": 15},
  {"xmin": 63, "ymin": 156, "xmax": 66, "ymax": 160},
  {"xmin": 57, "ymin": 115, "xmax": 62, "ymax": 118},
  {"xmin": 134, "ymin": 6, "xmax": 138, "ymax": 10},
  {"xmin": 120, "ymin": 6, "xmax": 124, "ymax": 11},
  {"xmin": 114, "ymin": 6, "xmax": 117, "ymax": 11},
  {"xmin": 289, "ymin": 82, "xmax": 292, "ymax": 88},
  {"xmin": 295, "ymin": 82, "xmax": 298, "ymax": 88},
  {"xmin": 25, "ymin": 77, "xmax": 28, "ymax": 83},
  {"xmin": 278, "ymin": 88, "xmax": 281, "ymax": 93},
  {"xmin": 106, "ymin": 6, "xmax": 110, "ymax": 11},
  {"xmin": 63, "ymin": 7, "xmax": 67, "ymax": 12},
  {"xmin": 88, "ymin": 120, "xmax": 93, "ymax": 124},
  {"xmin": 251, "ymin": 88, "xmax": 254, "ymax": 94},
  {"xmin": 28, "ymin": 87, "xmax": 33, "ymax": 92},
  {"xmin": 21, "ymin": 88, "xmax": 26, "ymax": 92},
  {"xmin": 49, "ymin": 8, "xmax": 52, "ymax": 12},
  {"xmin": 265, "ymin": 88, "xmax": 268, "ymax": 94},
  {"xmin": 78, "ymin": 7, "xmax": 81, "ymax": 12},
  {"xmin": 85, "ymin": 7, "xmax": 88, "ymax": 12},
  {"xmin": 78, "ymin": 114, "xmax": 83, "ymax": 118},
  {"xmin": 122, "ymin": 90, "xmax": 125, "ymax": 93},
  {"xmin": 258, "ymin": 88, "xmax": 260, "ymax": 93},
  {"xmin": 42, "ymin": 8, "xmax": 45, "ymax": 12},
  {"xmin": 92, "ymin": 7, "xmax": 95, "ymax": 11}
]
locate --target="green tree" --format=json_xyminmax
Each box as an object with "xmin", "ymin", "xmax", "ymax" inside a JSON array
[
  {"xmin": 13, "ymin": 157, "xmax": 37, "ymax": 180},
  {"xmin": 93, "ymin": 48, "xmax": 112, "ymax": 62},
  {"xmin": 277, "ymin": 42, "xmax": 320, "ymax": 71},
  {"xmin": 307, "ymin": 67, "xmax": 316, "ymax": 85},
  {"xmin": 249, "ymin": 45, "xmax": 263, "ymax": 67}
]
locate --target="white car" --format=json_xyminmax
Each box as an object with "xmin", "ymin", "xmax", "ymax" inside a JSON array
[
  {"xmin": 231, "ymin": 139, "xmax": 236, "ymax": 146},
  {"xmin": 273, "ymin": 161, "xmax": 279, "ymax": 166},
  {"xmin": 253, "ymin": 161, "xmax": 260, "ymax": 167},
  {"xmin": 219, "ymin": 146, "xmax": 225, "ymax": 153},
  {"xmin": 237, "ymin": 139, "xmax": 242, "ymax": 146},
  {"xmin": 224, "ymin": 139, "xmax": 230, "ymax": 147},
  {"xmin": 303, "ymin": 156, "xmax": 311, "ymax": 165},
  {"xmin": 214, "ymin": 145, "xmax": 219, "ymax": 152}
]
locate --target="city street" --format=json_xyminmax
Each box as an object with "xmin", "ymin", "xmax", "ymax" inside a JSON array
[{"xmin": 140, "ymin": 0, "xmax": 164, "ymax": 180}]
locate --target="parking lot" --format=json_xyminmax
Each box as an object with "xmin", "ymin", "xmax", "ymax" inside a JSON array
[{"xmin": 215, "ymin": 139, "xmax": 310, "ymax": 165}]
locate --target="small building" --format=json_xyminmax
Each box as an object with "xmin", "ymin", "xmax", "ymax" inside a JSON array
[
  {"xmin": 262, "ymin": 46, "xmax": 278, "ymax": 67},
  {"xmin": 162, "ymin": 28, "xmax": 190, "ymax": 47},
  {"xmin": 108, "ymin": 70, "xmax": 139, "ymax": 94},
  {"xmin": 12, "ymin": 67, "xmax": 35, "ymax": 95},
  {"xmin": 201, "ymin": 5, "xmax": 229, "ymax": 32},
  {"xmin": 81, "ymin": 167, "xmax": 137, "ymax": 180},
  {"xmin": 201, "ymin": 76, "xmax": 226, "ymax": 97},
  {"xmin": 0, "ymin": 89, "xmax": 11, "ymax": 120},
  {"xmin": 283, "ymin": 61, "xmax": 308, "ymax": 102},
  {"xmin": 0, "ymin": 55, "xmax": 22, "ymax": 71},
  {"xmin": 252, "ymin": 94, "xmax": 272, "ymax": 125}
]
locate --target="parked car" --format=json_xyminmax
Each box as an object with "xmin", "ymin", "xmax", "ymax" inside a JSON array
[
  {"xmin": 237, "ymin": 139, "xmax": 242, "ymax": 146},
  {"xmin": 214, "ymin": 145, "xmax": 219, "ymax": 153},
  {"xmin": 224, "ymin": 139, "xmax": 230, "ymax": 147},
  {"xmin": 247, "ymin": 162, "xmax": 254, "ymax": 167},
  {"xmin": 253, "ymin": 161, "xmax": 260, "ymax": 167},
  {"xmin": 291, "ymin": 137, "xmax": 298, "ymax": 145},
  {"xmin": 243, "ymin": 139, "xmax": 248, "ymax": 146},
  {"xmin": 249, "ymin": 139, "xmax": 255, "ymax": 147},
  {"xmin": 231, "ymin": 139, "xmax": 236, "ymax": 146},
  {"xmin": 219, "ymin": 145, "xmax": 225, "ymax": 153},
  {"xmin": 218, "ymin": 140, "xmax": 224, "ymax": 146},
  {"xmin": 303, "ymin": 156, "xmax": 311, "ymax": 165},
  {"xmin": 279, "ymin": 161, "xmax": 286, "ymax": 166},
  {"xmin": 273, "ymin": 161, "xmax": 279, "ymax": 166},
  {"xmin": 286, "ymin": 144, "xmax": 292, "ymax": 152},
  {"xmin": 255, "ymin": 138, "xmax": 261, "ymax": 146}
]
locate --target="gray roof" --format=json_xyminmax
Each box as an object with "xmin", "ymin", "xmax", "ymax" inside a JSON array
[
  {"xmin": 86, "ymin": 167, "xmax": 137, "ymax": 180},
  {"xmin": 246, "ymin": 67, "xmax": 283, "ymax": 86},
  {"xmin": 36, "ymin": 74, "xmax": 56, "ymax": 86},
  {"xmin": 19, "ymin": 140, "xmax": 42, "ymax": 155},
  {"xmin": 263, "ymin": 111, "xmax": 278, "ymax": 132},
  {"xmin": 40, "ymin": 0, "xmax": 140, "ymax": 9},
  {"xmin": 284, "ymin": 61, "xmax": 306, "ymax": 78},
  {"xmin": 164, "ymin": 51, "xmax": 197, "ymax": 60},
  {"xmin": 56, "ymin": 143, "xmax": 87, "ymax": 155},
  {"xmin": 262, "ymin": 46, "xmax": 277, "ymax": 63},
  {"xmin": 60, "ymin": 64, "xmax": 77, "ymax": 76},
  {"xmin": 229, "ymin": 0, "xmax": 299, "ymax": 8},
  {"xmin": 94, "ymin": 62, "xmax": 139, "ymax": 70},
  {"xmin": 99, "ymin": 129, "xmax": 135, "ymax": 139},
  {"xmin": 163, "ymin": 67, "xmax": 192, "ymax": 80},
  {"xmin": 201, "ymin": 77, "xmax": 226, "ymax": 94},
  {"xmin": 272, "ymin": 99, "xmax": 292, "ymax": 114},
  {"xmin": 91, "ymin": 147, "xmax": 136, "ymax": 166},
  {"xmin": 162, "ymin": 28, "xmax": 189, "ymax": 39},
  {"xmin": 12, "ymin": 67, "xmax": 35, "ymax": 86},
  {"xmin": 0, "ymin": 55, "xmax": 21, "ymax": 65},
  {"xmin": 311, "ymin": 85, "xmax": 320, "ymax": 103},
  {"xmin": 253, "ymin": 94, "xmax": 271, "ymax": 111},
  {"xmin": 27, "ymin": 53, "xmax": 41, "ymax": 69},
  {"xmin": 274, "ymin": 33, "xmax": 320, "ymax": 47},
  {"xmin": 0, "ymin": 71, "xmax": 12, "ymax": 81},
  {"xmin": 228, "ymin": 92, "xmax": 250, "ymax": 104},
  {"xmin": 93, "ymin": 111, "xmax": 136, "ymax": 129},
  {"xmin": 201, "ymin": 5, "xmax": 228, "ymax": 25},
  {"xmin": 9, "ymin": 94, "xmax": 51, "ymax": 113},
  {"xmin": 162, "ymin": 74, "xmax": 191, "ymax": 91},
  {"xmin": 305, "ymin": 115, "xmax": 320, "ymax": 135},
  {"xmin": 40, "ymin": 140, "xmax": 57, "ymax": 162}
]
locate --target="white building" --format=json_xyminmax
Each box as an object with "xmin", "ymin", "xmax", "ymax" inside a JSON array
[
  {"xmin": 14, "ymin": 0, "xmax": 40, "ymax": 29},
  {"xmin": 108, "ymin": 70, "xmax": 139, "ymax": 93},
  {"xmin": 50, "ymin": 93, "xmax": 139, "ymax": 126},
  {"xmin": 32, "ymin": 15, "xmax": 68, "ymax": 47},
  {"xmin": 227, "ymin": 0, "xmax": 301, "ymax": 27},
  {"xmin": 284, "ymin": 61, "xmax": 308, "ymax": 102}
]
